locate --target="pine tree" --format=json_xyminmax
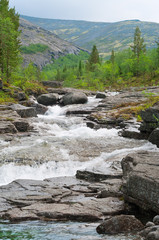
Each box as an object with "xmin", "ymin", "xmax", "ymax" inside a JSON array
[
  {"xmin": 131, "ymin": 26, "xmax": 146, "ymax": 60},
  {"xmin": 110, "ymin": 49, "xmax": 115, "ymax": 65},
  {"xmin": 88, "ymin": 45, "xmax": 100, "ymax": 71},
  {"xmin": 0, "ymin": 0, "xmax": 21, "ymax": 81}
]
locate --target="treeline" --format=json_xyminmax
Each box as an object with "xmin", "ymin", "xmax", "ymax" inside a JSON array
[
  {"xmin": 0, "ymin": 0, "xmax": 159, "ymax": 92},
  {"xmin": 39, "ymin": 27, "xmax": 159, "ymax": 90}
]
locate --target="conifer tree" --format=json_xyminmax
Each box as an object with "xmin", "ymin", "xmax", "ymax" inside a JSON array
[
  {"xmin": 88, "ymin": 45, "xmax": 100, "ymax": 71},
  {"xmin": 110, "ymin": 49, "xmax": 115, "ymax": 65},
  {"xmin": 131, "ymin": 26, "xmax": 146, "ymax": 61},
  {"xmin": 0, "ymin": 0, "xmax": 20, "ymax": 81}
]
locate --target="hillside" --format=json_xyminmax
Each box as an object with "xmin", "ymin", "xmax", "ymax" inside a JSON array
[
  {"xmin": 21, "ymin": 15, "xmax": 159, "ymax": 57},
  {"xmin": 19, "ymin": 18, "xmax": 83, "ymax": 68}
]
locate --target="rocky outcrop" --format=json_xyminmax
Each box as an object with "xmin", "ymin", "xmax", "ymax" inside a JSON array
[
  {"xmin": 10, "ymin": 104, "xmax": 37, "ymax": 118},
  {"xmin": 37, "ymin": 93, "xmax": 58, "ymax": 106},
  {"xmin": 61, "ymin": 92, "xmax": 88, "ymax": 105},
  {"xmin": 0, "ymin": 176, "xmax": 124, "ymax": 222},
  {"xmin": 139, "ymin": 103, "xmax": 159, "ymax": 133},
  {"xmin": 19, "ymin": 18, "xmax": 82, "ymax": 69},
  {"xmin": 121, "ymin": 151, "xmax": 159, "ymax": 213},
  {"xmin": 0, "ymin": 107, "xmax": 32, "ymax": 134},
  {"xmin": 148, "ymin": 128, "xmax": 159, "ymax": 148},
  {"xmin": 96, "ymin": 215, "xmax": 144, "ymax": 234}
]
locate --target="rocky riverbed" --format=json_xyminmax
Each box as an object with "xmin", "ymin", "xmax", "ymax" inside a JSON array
[{"xmin": 0, "ymin": 85, "xmax": 159, "ymax": 239}]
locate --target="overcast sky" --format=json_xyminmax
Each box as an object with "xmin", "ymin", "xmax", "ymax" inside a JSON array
[{"xmin": 9, "ymin": 0, "xmax": 159, "ymax": 23}]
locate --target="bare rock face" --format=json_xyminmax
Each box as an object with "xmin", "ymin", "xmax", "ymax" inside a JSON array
[
  {"xmin": 96, "ymin": 215, "xmax": 144, "ymax": 234},
  {"xmin": 0, "ymin": 176, "xmax": 124, "ymax": 222},
  {"xmin": 121, "ymin": 151, "xmax": 159, "ymax": 213}
]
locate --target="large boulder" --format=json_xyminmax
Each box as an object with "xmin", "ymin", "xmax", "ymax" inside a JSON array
[
  {"xmin": 121, "ymin": 151, "xmax": 159, "ymax": 213},
  {"xmin": 10, "ymin": 104, "xmax": 37, "ymax": 118},
  {"xmin": 61, "ymin": 92, "xmax": 88, "ymax": 105},
  {"xmin": 96, "ymin": 215, "xmax": 144, "ymax": 234},
  {"xmin": 148, "ymin": 128, "xmax": 159, "ymax": 148},
  {"xmin": 37, "ymin": 93, "xmax": 58, "ymax": 106},
  {"xmin": 139, "ymin": 104, "xmax": 159, "ymax": 133}
]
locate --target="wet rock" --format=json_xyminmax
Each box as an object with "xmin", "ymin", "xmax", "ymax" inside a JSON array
[
  {"xmin": 96, "ymin": 215, "xmax": 144, "ymax": 234},
  {"xmin": 0, "ymin": 177, "xmax": 124, "ymax": 222},
  {"xmin": 98, "ymin": 179, "xmax": 123, "ymax": 198},
  {"xmin": 13, "ymin": 120, "xmax": 30, "ymax": 132},
  {"xmin": 76, "ymin": 170, "xmax": 122, "ymax": 182},
  {"xmin": 61, "ymin": 92, "xmax": 88, "ymax": 105},
  {"xmin": 0, "ymin": 121, "xmax": 17, "ymax": 134},
  {"xmin": 148, "ymin": 128, "xmax": 159, "ymax": 148},
  {"xmin": 37, "ymin": 93, "xmax": 58, "ymax": 106},
  {"xmin": 121, "ymin": 151, "xmax": 159, "ymax": 213},
  {"xmin": 42, "ymin": 81, "xmax": 62, "ymax": 88},
  {"xmin": 25, "ymin": 100, "xmax": 48, "ymax": 115},
  {"xmin": 121, "ymin": 129, "xmax": 148, "ymax": 139},
  {"xmin": 10, "ymin": 104, "xmax": 37, "ymax": 118},
  {"xmin": 96, "ymin": 92, "xmax": 107, "ymax": 99}
]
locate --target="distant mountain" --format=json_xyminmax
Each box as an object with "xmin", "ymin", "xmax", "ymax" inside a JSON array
[
  {"xmin": 21, "ymin": 15, "xmax": 159, "ymax": 57},
  {"xmin": 19, "ymin": 18, "xmax": 83, "ymax": 68}
]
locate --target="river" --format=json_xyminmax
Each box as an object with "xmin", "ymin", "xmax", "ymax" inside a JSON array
[{"xmin": 0, "ymin": 95, "xmax": 158, "ymax": 239}]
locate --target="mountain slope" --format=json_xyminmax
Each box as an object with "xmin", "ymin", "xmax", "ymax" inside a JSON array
[
  {"xmin": 21, "ymin": 15, "xmax": 159, "ymax": 57},
  {"xmin": 19, "ymin": 18, "xmax": 83, "ymax": 68}
]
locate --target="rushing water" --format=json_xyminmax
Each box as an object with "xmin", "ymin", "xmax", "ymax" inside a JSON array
[{"xmin": 0, "ymin": 96, "xmax": 157, "ymax": 239}]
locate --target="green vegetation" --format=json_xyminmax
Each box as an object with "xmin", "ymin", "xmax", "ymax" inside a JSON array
[
  {"xmin": 0, "ymin": 0, "xmax": 21, "ymax": 81},
  {"xmin": 21, "ymin": 15, "xmax": 159, "ymax": 55},
  {"xmin": 20, "ymin": 43, "xmax": 49, "ymax": 54}
]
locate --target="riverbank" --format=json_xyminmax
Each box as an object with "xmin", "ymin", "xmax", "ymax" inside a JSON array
[{"xmin": 0, "ymin": 85, "xmax": 159, "ymax": 239}]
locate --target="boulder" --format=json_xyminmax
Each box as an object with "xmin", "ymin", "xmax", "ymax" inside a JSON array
[
  {"xmin": 61, "ymin": 92, "xmax": 88, "ymax": 105},
  {"xmin": 42, "ymin": 81, "xmax": 62, "ymax": 88},
  {"xmin": 25, "ymin": 100, "xmax": 48, "ymax": 115},
  {"xmin": 37, "ymin": 93, "xmax": 58, "ymax": 106},
  {"xmin": 96, "ymin": 92, "xmax": 106, "ymax": 99},
  {"xmin": 14, "ymin": 92, "xmax": 27, "ymax": 101},
  {"xmin": 148, "ymin": 128, "xmax": 159, "ymax": 148},
  {"xmin": 10, "ymin": 104, "xmax": 37, "ymax": 118},
  {"xmin": 121, "ymin": 151, "xmax": 159, "ymax": 213},
  {"xmin": 96, "ymin": 215, "xmax": 144, "ymax": 234}
]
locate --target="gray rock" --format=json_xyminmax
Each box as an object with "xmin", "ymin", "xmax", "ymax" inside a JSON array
[
  {"xmin": 153, "ymin": 215, "xmax": 159, "ymax": 225},
  {"xmin": 96, "ymin": 92, "xmax": 107, "ymax": 99},
  {"xmin": 42, "ymin": 81, "xmax": 62, "ymax": 88},
  {"xmin": 76, "ymin": 170, "xmax": 122, "ymax": 182},
  {"xmin": 96, "ymin": 215, "xmax": 144, "ymax": 234},
  {"xmin": 121, "ymin": 151, "xmax": 159, "ymax": 213},
  {"xmin": 146, "ymin": 222, "xmax": 155, "ymax": 227},
  {"xmin": 37, "ymin": 93, "xmax": 58, "ymax": 106},
  {"xmin": 62, "ymin": 92, "xmax": 88, "ymax": 105},
  {"xmin": 0, "ymin": 121, "xmax": 17, "ymax": 134},
  {"xmin": 121, "ymin": 129, "xmax": 148, "ymax": 139},
  {"xmin": 140, "ymin": 107, "xmax": 159, "ymax": 123},
  {"xmin": 148, "ymin": 128, "xmax": 159, "ymax": 148},
  {"xmin": 14, "ymin": 92, "xmax": 27, "ymax": 101},
  {"xmin": 10, "ymin": 104, "xmax": 37, "ymax": 118},
  {"xmin": 13, "ymin": 120, "xmax": 30, "ymax": 132}
]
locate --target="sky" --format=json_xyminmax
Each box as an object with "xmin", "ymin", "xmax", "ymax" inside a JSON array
[{"xmin": 9, "ymin": 0, "xmax": 159, "ymax": 23}]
